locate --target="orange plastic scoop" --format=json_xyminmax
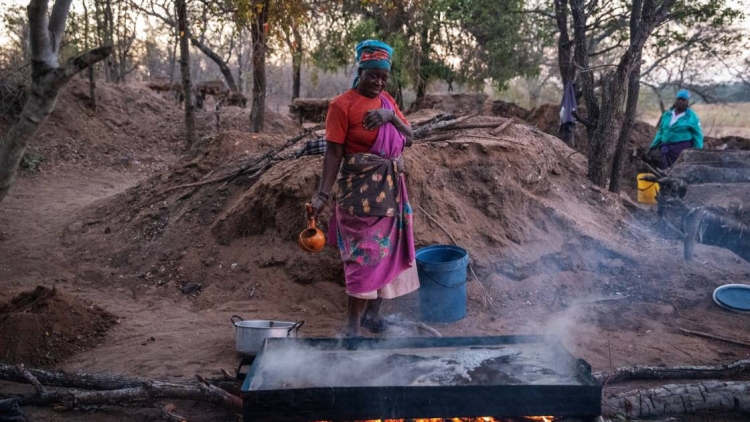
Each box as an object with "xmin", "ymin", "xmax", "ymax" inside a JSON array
[{"xmin": 298, "ymin": 203, "xmax": 326, "ymax": 253}]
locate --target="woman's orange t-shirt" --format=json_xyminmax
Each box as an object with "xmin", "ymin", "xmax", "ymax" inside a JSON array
[{"xmin": 325, "ymin": 89, "xmax": 409, "ymax": 154}]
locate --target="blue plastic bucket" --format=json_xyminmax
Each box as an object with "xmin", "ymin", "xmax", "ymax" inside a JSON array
[{"xmin": 416, "ymin": 245, "xmax": 469, "ymax": 323}]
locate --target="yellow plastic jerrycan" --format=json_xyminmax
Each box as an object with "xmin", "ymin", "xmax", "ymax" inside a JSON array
[{"xmin": 637, "ymin": 173, "xmax": 659, "ymax": 204}]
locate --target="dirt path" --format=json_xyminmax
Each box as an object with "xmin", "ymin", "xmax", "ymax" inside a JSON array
[
  {"xmin": 0, "ymin": 171, "xmax": 134, "ymax": 298},
  {"xmin": 0, "ymin": 170, "xmax": 243, "ymax": 374}
]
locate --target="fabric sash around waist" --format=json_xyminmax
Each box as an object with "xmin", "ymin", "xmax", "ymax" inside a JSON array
[{"xmin": 338, "ymin": 153, "xmax": 404, "ymax": 217}]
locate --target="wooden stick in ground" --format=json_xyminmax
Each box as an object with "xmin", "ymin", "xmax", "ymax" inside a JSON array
[
  {"xmin": 678, "ymin": 327, "xmax": 750, "ymax": 347},
  {"xmin": 416, "ymin": 205, "xmax": 494, "ymax": 307},
  {"xmin": 489, "ymin": 117, "xmax": 517, "ymax": 136},
  {"xmin": 383, "ymin": 316, "xmax": 442, "ymax": 337},
  {"xmin": 16, "ymin": 364, "xmax": 47, "ymax": 398},
  {"xmin": 161, "ymin": 403, "xmax": 187, "ymax": 422},
  {"xmin": 593, "ymin": 359, "xmax": 750, "ymax": 384}
]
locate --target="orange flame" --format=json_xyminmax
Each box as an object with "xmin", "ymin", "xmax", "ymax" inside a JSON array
[{"xmin": 316, "ymin": 417, "xmax": 554, "ymax": 422}]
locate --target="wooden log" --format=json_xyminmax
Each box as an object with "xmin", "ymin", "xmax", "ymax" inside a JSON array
[
  {"xmin": 0, "ymin": 364, "xmax": 242, "ymax": 413},
  {"xmin": 489, "ymin": 117, "xmax": 517, "ymax": 136},
  {"xmin": 3, "ymin": 381, "xmax": 241, "ymax": 412},
  {"xmin": 594, "ymin": 359, "xmax": 750, "ymax": 384},
  {"xmin": 0, "ymin": 363, "xmax": 145, "ymax": 390},
  {"xmin": 603, "ymin": 381, "xmax": 750, "ymax": 418}
]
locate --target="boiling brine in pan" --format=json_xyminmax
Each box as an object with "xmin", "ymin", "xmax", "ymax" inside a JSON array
[{"xmin": 250, "ymin": 342, "xmax": 583, "ymax": 390}]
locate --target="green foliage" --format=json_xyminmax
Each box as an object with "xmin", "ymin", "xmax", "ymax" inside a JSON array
[
  {"xmin": 309, "ymin": 0, "xmax": 547, "ymax": 96},
  {"xmin": 20, "ymin": 150, "xmax": 45, "ymax": 173},
  {"xmin": 448, "ymin": 0, "xmax": 550, "ymax": 91}
]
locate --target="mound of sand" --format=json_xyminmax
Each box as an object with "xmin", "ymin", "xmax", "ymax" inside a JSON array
[
  {"xmin": 408, "ymin": 93, "xmax": 489, "ymax": 116},
  {"xmin": 0, "ymin": 80, "xmax": 184, "ymax": 173},
  {"xmin": 206, "ymin": 106, "xmax": 302, "ymax": 138},
  {"xmin": 488, "ymin": 100, "xmax": 530, "ymax": 119},
  {"xmin": 0, "ymin": 286, "xmax": 117, "ymax": 366},
  {"xmin": 63, "ymin": 114, "xmax": 642, "ymax": 316}
]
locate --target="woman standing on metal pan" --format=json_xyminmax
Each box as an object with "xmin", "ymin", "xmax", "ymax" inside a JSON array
[{"xmin": 309, "ymin": 40, "xmax": 418, "ymax": 337}]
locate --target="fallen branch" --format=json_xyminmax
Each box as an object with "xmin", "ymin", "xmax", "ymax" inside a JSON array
[
  {"xmin": 16, "ymin": 365, "xmax": 47, "ymax": 398},
  {"xmin": 413, "ymin": 114, "xmax": 481, "ymax": 139},
  {"xmin": 461, "ymin": 134, "xmax": 527, "ymax": 146},
  {"xmin": 414, "ymin": 133, "xmax": 456, "ymax": 144},
  {"xmin": 0, "ymin": 364, "xmax": 242, "ymax": 413},
  {"xmin": 439, "ymin": 121, "xmax": 508, "ymax": 131},
  {"xmin": 161, "ymin": 124, "xmax": 323, "ymax": 194},
  {"xmin": 160, "ymin": 159, "xmax": 274, "ymax": 194},
  {"xmin": 603, "ymin": 380, "xmax": 750, "ymax": 418},
  {"xmin": 416, "ymin": 205, "xmax": 494, "ymax": 308},
  {"xmin": 594, "ymin": 359, "xmax": 750, "ymax": 384},
  {"xmin": 414, "ymin": 117, "xmax": 461, "ymax": 139},
  {"xmin": 678, "ymin": 328, "xmax": 750, "ymax": 348},
  {"xmin": 489, "ymin": 117, "xmax": 517, "ymax": 136}
]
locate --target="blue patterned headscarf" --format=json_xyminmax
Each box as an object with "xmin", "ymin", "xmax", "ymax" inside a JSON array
[
  {"xmin": 676, "ymin": 89, "xmax": 690, "ymax": 100},
  {"xmin": 352, "ymin": 40, "xmax": 393, "ymax": 88}
]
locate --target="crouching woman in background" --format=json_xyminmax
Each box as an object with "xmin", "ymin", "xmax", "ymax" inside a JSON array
[{"xmin": 649, "ymin": 89, "xmax": 704, "ymax": 169}]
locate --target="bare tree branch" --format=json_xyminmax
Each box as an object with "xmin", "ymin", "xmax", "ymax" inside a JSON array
[
  {"xmin": 48, "ymin": 0, "xmax": 73, "ymax": 54},
  {"xmin": 27, "ymin": 0, "xmax": 53, "ymax": 65}
]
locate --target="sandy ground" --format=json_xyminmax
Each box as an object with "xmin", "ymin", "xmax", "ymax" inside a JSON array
[
  {"xmin": 2, "ymin": 88, "xmax": 750, "ymax": 421},
  {"xmin": 2, "ymin": 163, "xmax": 749, "ymax": 422}
]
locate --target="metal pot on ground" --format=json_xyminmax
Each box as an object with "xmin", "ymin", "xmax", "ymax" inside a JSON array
[{"xmin": 231, "ymin": 316, "xmax": 304, "ymax": 355}]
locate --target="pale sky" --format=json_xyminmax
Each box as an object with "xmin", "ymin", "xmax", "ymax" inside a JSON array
[{"xmin": 1, "ymin": 0, "xmax": 749, "ymax": 82}]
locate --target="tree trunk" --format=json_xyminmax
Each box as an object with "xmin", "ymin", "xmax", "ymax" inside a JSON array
[
  {"xmin": 190, "ymin": 37, "xmax": 238, "ymax": 92},
  {"xmin": 176, "ymin": 0, "xmax": 196, "ymax": 148},
  {"xmin": 570, "ymin": 0, "xmax": 599, "ymax": 143},
  {"xmin": 609, "ymin": 55, "xmax": 641, "ymax": 193},
  {"xmin": 609, "ymin": 0, "xmax": 645, "ymax": 193},
  {"xmin": 415, "ymin": 25, "xmax": 430, "ymax": 101},
  {"xmin": 82, "ymin": 1, "xmax": 97, "ymax": 111},
  {"xmin": 291, "ymin": 24, "xmax": 302, "ymax": 101},
  {"xmin": 587, "ymin": 69, "xmax": 629, "ymax": 187},
  {"xmin": 554, "ymin": 0, "xmax": 575, "ymax": 148},
  {"xmin": 0, "ymin": 0, "xmax": 111, "ymax": 202},
  {"xmin": 237, "ymin": 29, "xmax": 245, "ymax": 94},
  {"xmin": 250, "ymin": 0, "xmax": 270, "ymax": 133},
  {"xmin": 104, "ymin": 0, "xmax": 114, "ymax": 82},
  {"xmin": 169, "ymin": 28, "xmax": 177, "ymax": 87}
]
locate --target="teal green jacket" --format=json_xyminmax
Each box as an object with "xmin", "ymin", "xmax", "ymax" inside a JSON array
[{"xmin": 649, "ymin": 108, "xmax": 704, "ymax": 149}]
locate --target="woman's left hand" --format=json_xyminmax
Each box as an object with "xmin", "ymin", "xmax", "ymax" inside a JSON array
[{"xmin": 363, "ymin": 108, "xmax": 395, "ymax": 131}]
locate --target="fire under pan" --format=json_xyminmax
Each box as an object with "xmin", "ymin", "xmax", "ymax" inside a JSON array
[{"xmin": 241, "ymin": 335, "xmax": 602, "ymax": 421}]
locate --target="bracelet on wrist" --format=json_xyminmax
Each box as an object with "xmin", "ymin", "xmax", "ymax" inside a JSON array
[{"xmin": 316, "ymin": 192, "xmax": 330, "ymax": 200}]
